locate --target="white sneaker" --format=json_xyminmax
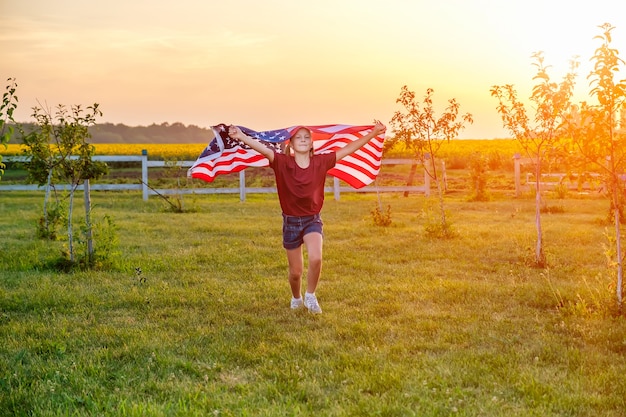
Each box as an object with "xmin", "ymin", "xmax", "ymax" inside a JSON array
[
  {"xmin": 291, "ymin": 297, "xmax": 304, "ymax": 310},
  {"xmin": 304, "ymin": 293, "xmax": 322, "ymax": 314}
]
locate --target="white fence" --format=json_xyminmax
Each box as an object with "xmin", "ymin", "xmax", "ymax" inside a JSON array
[
  {"xmin": 512, "ymin": 154, "xmax": 606, "ymax": 196},
  {"xmin": 0, "ymin": 156, "xmax": 430, "ymax": 201}
]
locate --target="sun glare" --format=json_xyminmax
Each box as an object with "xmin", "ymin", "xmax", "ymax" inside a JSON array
[{"xmin": 1, "ymin": 0, "xmax": 625, "ymax": 138}]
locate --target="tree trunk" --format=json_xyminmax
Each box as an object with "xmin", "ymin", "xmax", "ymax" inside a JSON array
[
  {"xmin": 43, "ymin": 169, "xmax": 53, "ymax": 235},
  {"xmin": 84, "ymin": 179, "xmax": 94, "ymax": 264},
  {"xmin": 534, "ymin": 162, "xmax": 545, "ymax": 267},
  {"xmin": 426, "ymin": 156, "xmax": 447, "ymax": 228},
  {"xmin": 68, "ymin": 186, "xmax": 75, "ymax": 263},
  {"xmin": 441, "ymin": 160, "xmax": 448, "ymax": 193},
  {"xmin": 613, "ymin": 186, "xmax": 624, "ymax": 312},
  {"xmin": 437, "ymin": 178, "xmax": 446, "ymax": 227},
  {"xmin": 404, "ymin": 162, "xmax": 418, "ymax": 197}
]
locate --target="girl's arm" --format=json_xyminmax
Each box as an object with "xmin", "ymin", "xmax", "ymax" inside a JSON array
[
  {"xmin": 228, "ymin": 125, "xmax": 275, "ymax": 163},
  {"xmin": 335, "ymin": 121, "xmax": 386, "ymax": 162}
]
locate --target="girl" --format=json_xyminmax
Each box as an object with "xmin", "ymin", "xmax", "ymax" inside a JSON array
[{"xmin": 228, "ymin": 121, "xmax": 386, "ymax": 313}]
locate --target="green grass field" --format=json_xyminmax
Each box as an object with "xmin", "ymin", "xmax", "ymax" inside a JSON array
[{"xmin": 1, "ymin": 190, "xmax": 625, "ymax": 416}]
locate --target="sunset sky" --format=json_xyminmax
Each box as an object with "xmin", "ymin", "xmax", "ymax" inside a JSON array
[{"xmin": 1, "ymin": 0, "xmax": 624, "ymax": 139}]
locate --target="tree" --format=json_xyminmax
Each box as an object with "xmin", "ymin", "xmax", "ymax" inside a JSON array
[
  {"xmin": 389, "ymin": 86, "xmax": 473, "ymax": 237},
  {"xmin": 23, "ymin": 108, "xmax": 63, "ymax": 239},
  {"xmin": 565, "ymin": 23, "xmax": 626, "ymax": 311},
  {"xmin": 491, "ymin": 52, "xmax": 578, "ymax": 267},
  {"xmin": 0, "ymin": 77, "xmax": 18, "ymax": 179},
  {"xmin": 22, "ymin": 103, "xmax": 108, "ymax": 266}
]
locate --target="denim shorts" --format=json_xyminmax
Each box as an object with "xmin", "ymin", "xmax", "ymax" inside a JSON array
[{"xmin": 282, "ymin": 213, "xmax": 324, "ymax": 250}]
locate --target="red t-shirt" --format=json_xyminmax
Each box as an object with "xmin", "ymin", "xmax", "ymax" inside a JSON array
[{"xmin": 270, "ymin": 151, "xmax": 337, "ymax": 216}]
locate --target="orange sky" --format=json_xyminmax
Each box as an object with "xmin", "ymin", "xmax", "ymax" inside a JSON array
[{"xmin": 1, "ymin": 0, "xmax": 624, "ymax": 139}]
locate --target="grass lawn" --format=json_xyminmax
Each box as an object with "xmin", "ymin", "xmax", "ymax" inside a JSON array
[{"xmin": 1, "ymin": 190, "xmax": 625, "ymax": 416}]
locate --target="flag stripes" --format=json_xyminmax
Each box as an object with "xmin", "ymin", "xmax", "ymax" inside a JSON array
[{"xmin": 188, "ymin": 124, "xmax": 384, "ymax": 189}]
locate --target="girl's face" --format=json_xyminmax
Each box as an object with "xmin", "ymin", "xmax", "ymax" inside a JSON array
[{"xmin": 291, "ymin": 128, "xmax": 312, "ymax": 154}]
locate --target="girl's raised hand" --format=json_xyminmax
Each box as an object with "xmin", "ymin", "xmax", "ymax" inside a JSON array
[
  {"xmin": 228, "ymin": 125, "xmax": 244, "ymax": 140},
  {"xmin": 372, "ymin": 120, "xmax": 386, "ymax": 135}
]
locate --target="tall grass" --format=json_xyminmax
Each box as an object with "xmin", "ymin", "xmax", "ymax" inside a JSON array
[{"xmin": 1, "ymin": 191, "xmax": 625, "ymax": 416}]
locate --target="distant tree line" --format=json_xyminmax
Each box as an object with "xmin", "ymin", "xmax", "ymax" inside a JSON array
[{"xmin": 12, "ymin": 121, "xmax": 214, "ymax": 144}]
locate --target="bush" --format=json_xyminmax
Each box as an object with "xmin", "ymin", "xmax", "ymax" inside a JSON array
[
  {"xmin": 467, "ymin": 152, "xmax": 491, "ymax": 202},
  {"xmin": 371, "ymin": 204, "xmax": 392, "ymax": 227}
]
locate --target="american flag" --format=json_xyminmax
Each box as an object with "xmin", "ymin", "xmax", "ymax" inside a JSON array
[{"xmin": 188, "ymin": 124, "xmax": 385, "ymax": 189}]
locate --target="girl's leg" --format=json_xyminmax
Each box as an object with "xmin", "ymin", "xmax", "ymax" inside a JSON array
[
  {"xmin": 286, "ymin": 246, "xmax": 304, "ymax": 298},
  {"xmin": 303, "ymin": 232, "xmax": 323, "ymax": 293}
]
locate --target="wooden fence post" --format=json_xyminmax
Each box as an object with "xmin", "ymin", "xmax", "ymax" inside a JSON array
[
  {"xmin": 424, "ymin": 154, "xmax": 431, "ymax": 197},
  {"xmin": 141, "ymin": 150, "xmax": 149, "ymax": 201},
  {"xmin": 514, "ymin": 153, "xmax": 521, "ymax": 197},
  {"xmin": 84, "ymin": 179, "xmax": 93, "ymax": 259},
  {"xmin": 239, "ymin": 170, "xmax": 246, "ymax": 202}
]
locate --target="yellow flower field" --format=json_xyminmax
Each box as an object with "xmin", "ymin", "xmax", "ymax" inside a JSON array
[
  {"xmin": 93, "ymin": 143, "xmax": 207, "ymax": 161},
  {"xmin": 3, "ymin": 143, "xmax": 207, "ymax": 161},
  {"xmin": 4, "ymin": 139, "xmax": 523, "ymax": 163}
]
